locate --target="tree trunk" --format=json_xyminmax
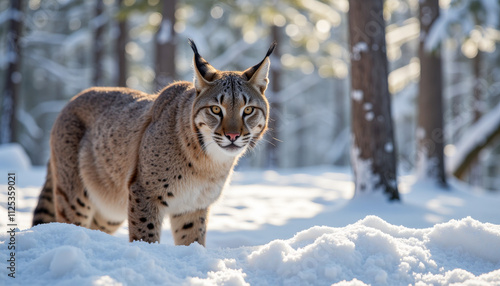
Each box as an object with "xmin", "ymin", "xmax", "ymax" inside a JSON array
[
  {"xmin": 267, "ymin": 25, "xmax": 282, "ymax": 168},
  {"xmin": 348, "ymin": 0, "xmax": 400, "ymax": 201},
  {"xmin": 473, "ymin": 51, "xmax": 483, "ymax": 122},
  {"xmin": 93, "ymin": 0, "xmax": 105, "ymax": 86},
  {"xmin": 155, "ymin": 0, "xmax": 177, "ymax": 90},
  {"xmin": 467, "ymin": 50, "xmax": 484, "ymax": 186},
  {"xmin": 1, "ymin": 0, "xmax": 23, "ymax": 144},
  {"xmin": 417, "ymin": 0, "xmax": 447, "ymax": 187},
  {"xmin": 332, "ymin": 78, "xmax": 349, "ymax": 166},
  {"xmin": 115, "ymin": 0, "xmax": 127, "ymax": 87}
]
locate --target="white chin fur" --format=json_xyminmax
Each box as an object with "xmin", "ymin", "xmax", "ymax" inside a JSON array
[
  {"xmin": 198, "ymin": 128, "xmax": 245, "ymax": 161},
  {"xmin": 207, "ymin": 142, "xmax": 246, "ymax": 161}
]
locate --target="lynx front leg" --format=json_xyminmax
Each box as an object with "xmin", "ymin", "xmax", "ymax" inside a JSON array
[
  {"xmin": 170, "ymin": 208, "xmax": 209, "ymax": 246},
  {"xmin": 128, "ymin": 182, "xmax": 164, "ymax": 243}
]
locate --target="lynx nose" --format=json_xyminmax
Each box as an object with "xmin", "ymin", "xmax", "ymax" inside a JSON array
[{"xmin": 225, "ymin": 133, "xmax": 240, "ymax": 142}]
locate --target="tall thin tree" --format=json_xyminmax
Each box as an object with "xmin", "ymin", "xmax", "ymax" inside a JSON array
[
  {"xmin": 267, "ymin": 25, "xmax": 282, "ymax": 168},
  {"xmin": 417, "ymin": 0, "xmax": 447, "ymax": 187},
  {"xmin": 115, "ymin": 0, "xmax": 128, "ymax": 87},
  {"xmin": 1, "ymin": 0, "xmax": 23, "ymax": 144},
  {"xmin": 348, "ymin": 0, "xmax": 400, "ymax": 201},
  {"xmin": 93, "ymin": 0, "xmax": 106, "ymax": 86},
  {"xmin": 155, "ymin": 0, "xmax": 177, "ymax": 90},
  {"xmin": 467, "ymin": 49, "xmax": 483, "ymax": 186}
]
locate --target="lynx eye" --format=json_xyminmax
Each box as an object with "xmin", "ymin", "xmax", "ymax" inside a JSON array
[
  {"xmin": 211, "ymin": 106, "xmax": 221, "ymax": 115},
  {"xmin": 244, "ymin": 106, "xmax": 254, "ymax": 115}
]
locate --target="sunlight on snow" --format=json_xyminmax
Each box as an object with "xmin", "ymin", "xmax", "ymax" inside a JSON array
[
  {"xmin": 211, "ymin": 186, "xmax": 333, "ymax": 231},
  {"xmin": 426, "ymin": 196, "xmax": 465, "ymax": 215},
  {"xmin": 208, "ymin": 169, "xmax": 354, "ymax": 231}
]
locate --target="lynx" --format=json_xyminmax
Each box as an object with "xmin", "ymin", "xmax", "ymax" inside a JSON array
[{"xmin": 32, "ymin": 39, "xmax": 275, "ymax": 246}]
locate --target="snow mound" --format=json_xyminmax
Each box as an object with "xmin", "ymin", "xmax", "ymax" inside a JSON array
[
  {"xmin": 2, "ymin": 216, "xmax": 499, "ymax": 285},
  {"xmin": 0, "ymin": 143, "xmax": 31, "ymax": 170}
]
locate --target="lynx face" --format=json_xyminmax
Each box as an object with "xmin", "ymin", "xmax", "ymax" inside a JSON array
[
  {"xmin": 189, "ymin": 40, "xmax": 274, "ymax": 159},
  {"xmin": 193, "ymin": 75, "xmax": 269, "ymax": 157}
]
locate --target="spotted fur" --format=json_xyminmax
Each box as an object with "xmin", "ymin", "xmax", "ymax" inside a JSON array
[{"xmin": 32, "ymin": 40, "xmax": 275, "ymax": 246}]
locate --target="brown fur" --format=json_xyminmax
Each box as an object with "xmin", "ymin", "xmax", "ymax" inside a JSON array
[{"xmin": 32, "ymin": 41, "xmax": 275, "ymax": 246}]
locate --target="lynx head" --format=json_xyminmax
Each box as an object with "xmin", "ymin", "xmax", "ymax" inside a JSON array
[{"xmin": 189, "ymin": 39, "xmax": 276, "ymax": 160}]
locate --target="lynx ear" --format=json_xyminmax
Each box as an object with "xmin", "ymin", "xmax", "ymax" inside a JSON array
[
  {"xmin": 243, "ymin": 41, "xmax": 277, "ymax": 93},
  {"xmin": 188, "ymin": 38, "xmax": 218, "ymax": 94}
]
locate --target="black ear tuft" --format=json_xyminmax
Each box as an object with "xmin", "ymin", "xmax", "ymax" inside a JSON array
[
  {"xmin": 189, "ymin": 38, "xmax": 217, "ymax": 81},
  {"xmin": 266, "ymin": 41, "xmax": 277, "ymax": 58},
  {"xmin": 189, "ymin": 38, "xmax": 218, "ymax": 93},
  {"xmin": 242, "ymin": 41, "xmax": 276, "ymax": 83},
  {"xmin": 188, "ymin": 38, "xmax": 199, "ymax": 55}
]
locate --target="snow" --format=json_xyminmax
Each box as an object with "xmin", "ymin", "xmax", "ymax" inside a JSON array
[
  {"xmin": 384, "ymin": 142, "xmax": 394, "ymax": 153},
  {"xmin": 365, "ymin": 111, "xmax": 374, "ymax": 121},
  {"xmin": 416, "ymin": 127, "xmax": 425, "ymax": 140},
  {"xmin": 363, "ymin": 102, "xmax": 375, "ymax": 121},
  {"xmin": 2, "ymin": 146, "xmax": 500, "ymax": 285},
  {"xmin": 3, "ymin": 215, "xmax": 500, "ymax": 285},
  {"xmin": 447, "ymin": 102, "xmax": 500, "ymax": 175},
  {"xmin": 351, "ymin": 89, "xmax": 363, "ymax": 102},
  {"xmin": 0, "ymin": 7, "xmax": 22, "ymax": 26},
  {"xmin": 349, "ymin": 145, "xmax": 380, "ymax": 195},
  {"xmin": 0, "ymin": 143, "xmax": 31, "ymax": 170},
  {"xmin": 16, "ymin": 110, "xmax": 43, "ymax": 139},
  {"xmin": 351, "ymin": 42, "xmax": 368, "ymax": 61}
]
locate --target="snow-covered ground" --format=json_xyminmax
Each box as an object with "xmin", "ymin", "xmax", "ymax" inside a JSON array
[{"xmin": 1, "ymin": 144, "xmax": 500, "ymax": 285}]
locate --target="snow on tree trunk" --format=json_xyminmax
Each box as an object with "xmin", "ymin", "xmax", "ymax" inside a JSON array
[
  {"xmin": 348, "ymin": 0, "xmax": 400, "ymax": 201},
  {"xmin": 267, "ymin": 25, "xmax": 281, "ymax": 168},
  {"xmin": 449, "ymin": 102, "xmax": 500, "ymax": 180},
  {"xmin": 115, "ymin": 0, "xmax": 127, "ymax": 87},
  {"xmin": 155, "ymin": 0, "xmax": 177, "ymax": 90},
  {"xmin": 1, "ymin": 0, "xmax": 23, "ymax": 144},
  {"xmin": 417, "ymin": 0, "xmax": 447, "ymax": 187},
  {"xmin": 92, "ymin": 0, "xmax": 106, "ymax": 86}
]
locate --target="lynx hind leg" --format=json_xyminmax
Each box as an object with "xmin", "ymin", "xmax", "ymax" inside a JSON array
[
  {"xmin": 90, "ymin": 211, "xmax": 124, "ymax": 234},
  {"xmin": 53, "ymin": 165, "xmax": 95, "ymax": 228},
  {"xmin": 51, "ymin": 115, "xmax": 95, "ymax": 228},
  {"xmin": 170, "ymin": 208, "xmax": 209, "ymax": 246},
  {"xmin": 32, "ymin": 162, "xmax": 56, "ymax": 226}
]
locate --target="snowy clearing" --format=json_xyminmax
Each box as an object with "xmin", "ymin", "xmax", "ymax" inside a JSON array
[
  {"xmin": 2, "ymin": 216, "xmax": 500, "ymax": 285},
  {"xmin": 1, "ymin": 147, "xmax": 500, "ymax": 285}
]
